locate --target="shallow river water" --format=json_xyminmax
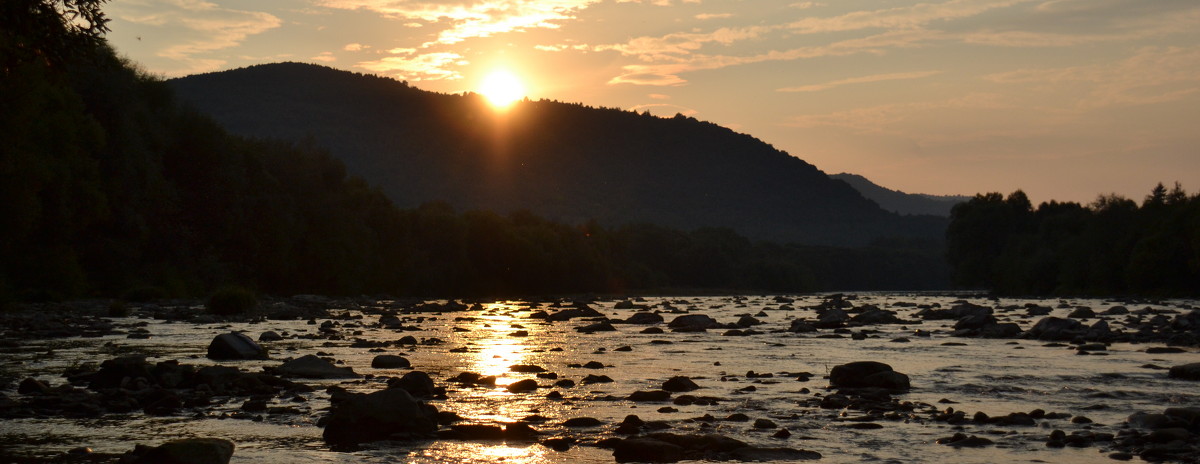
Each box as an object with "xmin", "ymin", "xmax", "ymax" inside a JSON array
[{"xmin": 2, "ymin": 293, "xmax": 1198, "ymax": 463}]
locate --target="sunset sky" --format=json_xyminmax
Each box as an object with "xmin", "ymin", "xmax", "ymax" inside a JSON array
[{"xmin": 105, "ymin": 0, "xmax": 1200, "ymax": 204}]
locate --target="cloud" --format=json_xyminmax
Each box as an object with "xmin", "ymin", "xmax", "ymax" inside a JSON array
[
  {"xmin": 784, "ymin": 0, "xmax": 1036, "ymax": 35},
  {"xmin": 984, "ymin": 46, "xmax": 1200, "ymax": 108},
  {"xmin": 357, "ymin": 51, "xmax": 469, "ymax": 80},
  {"xmin": 695, "ymin": 13, "xmax": 734, "ymax": 20},
  {"xmin": 778, "ymin": 70, "xmax": 942, "ymax": 92},
  {"xmin": 343, "ymin": 43, "xmax": 366, "ymax": 51},
  {"xmin": 319, "ymin": 0, "xmax": 601, "ymax": 45},
  {"xmin": 110, "ymin": 0, "xmax": 281, "ymax": 74},
  {"xmin": 311, "ymin": 52, "xmax": 337, "ymax": 62}
]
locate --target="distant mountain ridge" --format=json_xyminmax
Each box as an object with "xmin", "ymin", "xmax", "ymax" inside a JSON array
[
  {"xmin": 168, "ymin": 62, "xmax": 946, "ymax": 246},
  {"xmin": 831, "ymin": 173, "xmax": 969, "ymax": 217}
]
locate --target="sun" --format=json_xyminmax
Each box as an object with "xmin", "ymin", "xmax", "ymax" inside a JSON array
[{"xmin": 478, "ymin": 69, "xmax": 525, "ymax": 109}]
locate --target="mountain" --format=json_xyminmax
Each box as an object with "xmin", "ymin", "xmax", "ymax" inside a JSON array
[
  {"xmin": 169, "ymin": 62, "xmax": 945, "ymax": 246},
  {"xmin": 831, "ymin": 173, "xmax": 969, "ymax": 217}
]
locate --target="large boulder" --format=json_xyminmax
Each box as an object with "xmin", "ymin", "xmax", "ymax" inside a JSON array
[
  {"xmin": 662, "ymin": 376, "xmax": 700, "ymax": 392},
  {"xmin": 322, "ymin": 388, "xmax": 439, "ymax": 445},
  {"xmin": 131, "ymin": 438, "xmax": 234, "ymax": 464},
  {"xmin": 850, "ymin": 308, "xmax": 901, "ymax": 325},
  {"xmin": 371, "ymin": 355, "xmax": 411, "ymax": 369},
  {"xmin": 1027, "ymin": 317, "xmax": 1084, "ymax": 341},
  {"xmin": 813, "ymin": 308, "xmax": 849, "ymax": 328},
  {"xmin": 829, "ymin": 361, "xmax": 910, "ymax": 391},
  {"xmin": 388, "ymin": 370, "xmax": 437, "ymax": 397},
  {"xmin": 667, "ymin": 315, "xmax": 719, "ymax": 331},
  {"xmin": 206, "ymin": 333, "xmax": 268, "ymax": 360},
  {"xmin": 88, "ymin": 356, "xmax": 154, "ymax": 390},
  {"xmin": 624, "ymin": 312, "xmax": 664, "ymax": 324},
  {"xmin": 1169, "ymin": 363, "xmax": 1200, "ymax": 381},
  {"xmin": 276, "ymin": 355, "xmax": 358, "ymax": 378}
]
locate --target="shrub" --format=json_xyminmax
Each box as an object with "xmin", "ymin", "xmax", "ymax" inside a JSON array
[{"xmin": 206, "ymin": 286, "xmax": 258, "ymax": 316}]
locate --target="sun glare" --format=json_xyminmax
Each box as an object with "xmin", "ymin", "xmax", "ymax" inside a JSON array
[{"xmin": 479, "ymin": 70, "xmax": 525, "ymax": 109}]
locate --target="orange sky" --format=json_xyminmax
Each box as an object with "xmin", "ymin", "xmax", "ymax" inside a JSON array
[{"xmin": 106, "ymin": 0, "xmax": 1200, "ymax": 204}]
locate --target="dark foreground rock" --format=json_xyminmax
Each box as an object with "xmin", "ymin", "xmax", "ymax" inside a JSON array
[
  {"xmin": 276, "ymin": 355, "xmax": 358, "ymax": 378},
  {"xmin": 129, "ymin": 438, "xmax": 234, "ymax": 464},
  {"xmin": 206, "ymin": 333, "xmax": 268, "ymax": 360},
  {"xmin": 610, "ymin": 433, "xmax": 819, "ymax": 462},
  {"xmin": 829, "ymin": 361, "xmax": 910, "ymax": 391},
  {"xmin": 1169, "ymin": 363, "xmax": 1200, "ymax": 381},
  {"xmin": 323, "ymin": 388, "xmax": 440, "ymax": 445}
]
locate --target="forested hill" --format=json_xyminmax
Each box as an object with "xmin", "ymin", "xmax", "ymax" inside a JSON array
[
  {"xmin": 169, "ymin": 63, "xmax": 945, "ymax": 246},
  {"xmin": 831, "ymin": 173, "xmax": 969, "ymax": 217}
]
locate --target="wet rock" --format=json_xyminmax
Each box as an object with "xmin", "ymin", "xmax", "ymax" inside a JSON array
[
  {"xmin": 563, "ymin": 417, "xmax": 604, "ymax": 427},
  {"xmin": 851, "ymin": 308, "xmax": 902, "ymax": 325},
  {"xmin": 629, "ymin": 390, "xmax": 672, "ymax": 402},
  {"xmin": 577, "ymin": 321, "xmax": 617, "ymax": 333},
  {"xmin": 1068, "ymin": 307, "xmax": 1096, "ymax": 319},
  {"xmin": 206, "ymin": 333, "xmax": 268, "ymax": 360},
  {"xmin": 581, "ymin": 375, "xmax": 612, "ymax": 384},
  {"xmin": 507, "ymin": 379, "xmax": 539, "ymax": 393},
  {"xmin": 547, "ymin": 306, "xmax": 604, "ymax": 322},
  {"xmin": 612, "ymin": 437, "xmax": 685, "ymax": 462},
  {"xmin": 276, "ymin": 355, "xmax": 358, "ymax": 379},
  {"xmin": 753, "ymin": 418, "xmax": 777, "ymax": 429},
  {"xmin": 388, "ymin": 371, "xmax": 437, "ymax": 397},
  {"xmin": 828, "ymin": 361, "xmax": 910, "ymax": 391},
  {"xmin": 662, "ymin": 376, "xmax": 700, "ymax": 392},
  {"xmin": 130, "ymin": 438, "xmax": 235, "ymax": 464},
  {"xmin": 258, "ymin": 331, "xmax": 283, "ymax": 342},
  {"xmin": 668, "ymin": 315, "xmax": 719, "ymax": 332},
  {"xmin": 371, "ymin": 355, "xmax": 410, "ymax": 369},
  {"xmin": 17, "ymin": 377, "xmax": 50, "ymax": 395},
  {"xmin": 736, "ymin": 316, "xmax": 763, "ymax": 327},
  {"xmin": 322, "ymin": 388, "xmax": 439, "ymax": 445},
  {"xmin": 1168, "ymin": 362, "xmax": 1200, "ymax": 380},
  {"xmin": 510, "ymin": 364, "xmax": 547, "ymax": 373},
  {"xmin": 813, "ymin": 308, "xmax": 850, "ymax": 328},
  {"xmin": 788, "ymin": 320, "xmax": 816, "ymax": 333},
  {"xmin": 625, "ymin": 312, "xmax": 664, "ymax": 324},
  {"xmin": 1028, "ymin": 317, "xmax": 1085, "ymax": 341},
  {"xmin": 450, "ymin": 372, "xmax": 496, "ymax": 386},
  {"xmin": 612, "ymin": 433, "xmax": 818, "ymax": 463},
  {"xmin": 936, "ymin": 433, "xmax": 993, "ymax": 447}
]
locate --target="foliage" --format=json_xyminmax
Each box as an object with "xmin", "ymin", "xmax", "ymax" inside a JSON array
[
  {"xmin": 168, "ymin": 62, "xmax": 948, "ymax": 247},
  {"xmin": 946, "ymin": 184, "xmax": 1200, "ymax": 296},
  {"xmin": 206, "ymin": 286, "xmax": 258, "ymax": 316}
]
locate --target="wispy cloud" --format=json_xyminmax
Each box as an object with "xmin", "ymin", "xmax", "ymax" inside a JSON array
[
  {"xmin": 778, "ymin": 70, "xmax": 942, "ymax": 92},
  {"xmin": 311, "ymin": 52, "xmax": 337, "ymax": 62},
  {"xmin": 984, "ymin": 46, "xmax": 1200, "ymax": 108},
  {"xmin": 111, "ymin": 0, "xmax": 281, "ymax": 74},
  {"xmin": 319, "ymin": 0, "xmax": 601, "ymax": 45},
  {"xmin": 357, "ymin": 51, "xmax": 469, "ymax": 80}
]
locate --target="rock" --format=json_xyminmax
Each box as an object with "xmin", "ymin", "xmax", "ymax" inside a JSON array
[
  {"xmin": 979, "ymin": 322, "xmax": 1022, "ymax": 338},
  {"xmin": 547, "ymin": 307, "xmax": 604, "ymax": 322},
  {"xmin": 206, "ymin": 333, "xmax": 268, "ymax": 360},
  {"xmin": 828, "ymin": 361, "xmax": 910, "ymax": 391},
  {"xmin": 371, "ymin": 355, "xmax": 410, "ymax": 369},
  {"xmin": 936, "ymin": 433, "xmax": 993, "ymax": 447},
  {"xmin": 814, "ymin": 308, "xmax": 849, "ymax": 328},
  {"xmin": 88, "ymin": 355, "xmax": 154, "ymax": 390},
  {"xmin": 662, "ymin": 376, "xmax": 700, "ymax": 392},
  {"xmin": 17, "ymin": 377, "xmax": 50, "ymax": 395},
  {"xmin": 1168, "ymin": 363, "xmax": 1200, "ymax": 381},
  {"xmin": 1068, "ymin": 307, "xmax": 1096, "ymax": 319},
  {"xmin": 953, "ymin": 312, "xmax": 996, "ymax": 331},
  {"xmin": 851, "ymin": 308, "xmax": 902, "ymax": 325},
  {"xmin": 624, "ymin": 312, "xmax": 664, "ymax": 324},
  {"xmin": 753, "ymin": 418, "xmax": 777, "ymax": 429},
  {"xmin": 276, "ymin": 355, "xmax": 357, "ymax": 379},
  {"xmin": 1028, "ymin": 317, "xmax": 1085, "ymax": 341},
  {"xmin": 736, "ymin": 316, "xmax": 763, "ymax": 327},
  {"xmin": 577, "ymin": 322, "xmax": 617, "ymax": 333},
  {"xmin": 612, "ymin": 437, "xmax": 685, "ymax": 463},
  {"xmin": 257, "ymin": 331, "xmax": 283, "ymax": 342},
  {"xmin": 389, "ymin": 371, "xmax": 437, "ymax": 397},
  {"xmin": 510, "ymin": 364, "xmax": 547, "ymax": 373},
  {"xmin": 507, "ymin": 379, "xmax": 539, "ymax": 393},
  {"xmin": 562, "ymin": 417, "xmax": 604, "ymax": 427},
  {"xmin": 788, "ymin": 320, "xmax": 816, "ymax": 333},
  {"xmin": 132, "ymin": 438, "xmax": 234, "ymax": 464},
  {"xmin": 728, "ymin": 447, "xmax": 820, "ymax": 461},
  {"xmin": 629, "ymin": 390, "xmax": 672, "ymax": 402},
  {"xmin": 322, "ymin": 388, "xmax": 439, "ymax": 445},
  {"xmin": 667, "ymin": 315, "xmax": 719, "ymax": 331}
]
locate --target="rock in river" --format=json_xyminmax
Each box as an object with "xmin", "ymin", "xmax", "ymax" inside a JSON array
[
  {"xmin": 130, "ymin": 438, "xmax": 234, "ymax": 464},
  {"xmin": 206, "ymin": 333, "xmax": 268, "ymax": 360},
  {"xmin": 323, "ymin": 388, "xmax": 439, "ymax": 445},
  {"xmin": 1168, "ymin": 362, "xmax": 1200, "ymax": 381},
  {"xmin": 828, "ymin": 361, "xmax": 910, "ymax": 391},
  {"xmin": 276, "ymin": 355, "xmax": 358, "ymax": 379}
]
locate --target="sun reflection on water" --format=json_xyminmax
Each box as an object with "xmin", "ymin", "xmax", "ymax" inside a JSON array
[{"xmin": 451, "ymin": 302, "xmax": 548, "ymax": 424}]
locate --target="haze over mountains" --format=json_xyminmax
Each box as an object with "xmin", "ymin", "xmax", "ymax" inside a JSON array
[
  {"xmin": 170, "ymin": 63, "xmax": 946, "ymax": 247},
  {"xmin": 830, "ymin": 174, "xmax": 969, "ymax": 217}
]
